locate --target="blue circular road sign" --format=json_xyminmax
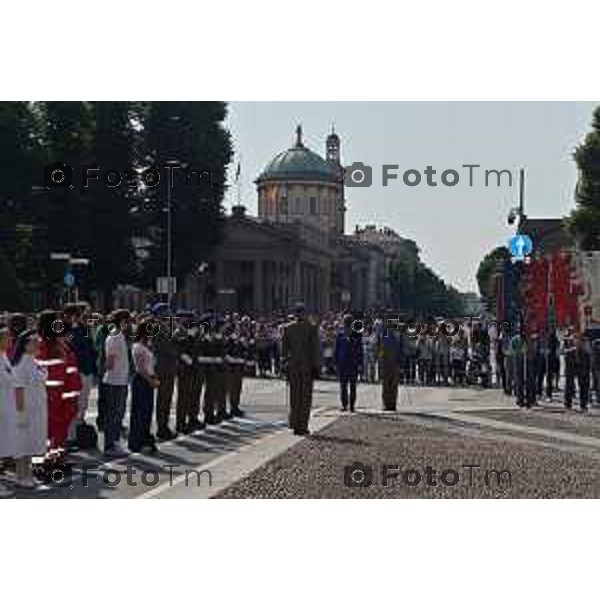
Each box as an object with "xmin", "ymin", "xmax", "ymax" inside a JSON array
[
  {"xmin": 508, "ymin": 234, "xmax": 533, "ymax": 260},
  {"xmin": 64, "ymin": 271, "xmax": 75, "ymax": 287}
]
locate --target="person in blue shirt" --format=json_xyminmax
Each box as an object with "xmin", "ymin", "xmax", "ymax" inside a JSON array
[{"xmin": 334, "ymin": 315, "xmax": 363, "ymax": 412}]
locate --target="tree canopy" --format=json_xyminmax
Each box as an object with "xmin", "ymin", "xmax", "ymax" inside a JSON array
[
  {"xmin": 0, "ymin": 101, "xmax": 233, "ymax": 310},
  {"xmin": 568, "ymin": 105, "xmax": 600, "ymax": 249}
]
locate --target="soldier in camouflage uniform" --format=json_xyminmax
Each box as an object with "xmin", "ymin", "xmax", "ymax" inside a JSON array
[
  {"xmin": 224, "ymin": 325, "xmax": 246, "ymax": 418},
  {"xmin": 154, "ymin": 316, "xmax": 179, "ymax": 440},
  {"xmin": 203, "ymin": 320, "xmax": 227, "ymax": 424},
  {"xmin": 175, "ymin": 318, "xmax": 199, "ymax": 434}
]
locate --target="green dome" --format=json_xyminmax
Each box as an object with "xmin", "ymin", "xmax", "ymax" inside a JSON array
[{"xmin": 257, "ymin": 128, "xmax": 340, "ymax": 184}]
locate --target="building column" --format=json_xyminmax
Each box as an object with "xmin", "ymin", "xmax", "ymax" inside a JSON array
[
  {"xmin": 253, "ymin": 260, "xmax": 263, "ymax": 314},
  {"xmin": 293, "ymin": 261, "xmax": 301, "ymax": 301}
]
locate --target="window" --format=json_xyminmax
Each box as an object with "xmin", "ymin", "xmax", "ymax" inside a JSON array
[
  {"xmin": 310, "ymin": 196, "xmax": 317, "ymax": 215},
  {"xmin": 280, "ymin": 198, "xmax": 288, "ymax": 214}
]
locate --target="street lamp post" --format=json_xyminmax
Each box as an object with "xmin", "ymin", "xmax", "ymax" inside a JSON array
[
  {"xmin": 166, "ymin": 176, "xmax": 173, "ymax": 308},
  {"xmin": 164, "ymin": 160, "xmax": 187, "ymax": 309}
]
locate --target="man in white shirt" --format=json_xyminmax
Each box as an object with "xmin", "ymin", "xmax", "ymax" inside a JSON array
[{"xmin": 102, "ymin": 309, "xmax": 131, "ymax": 457}]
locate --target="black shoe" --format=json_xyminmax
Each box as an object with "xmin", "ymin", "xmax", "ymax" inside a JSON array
[
  {"xmin": 156, "ymin": 428, "xmax": 177, "ymax": 441},
  {"xmin": 341, "ymin": 406, "xmax": 348, "ymax": 412},
  {"xmin": 204, "ymin": 414, "xmax": 217, "ymax": 425},
  {"xmin": 293, "ymin": 429, "xmax": 310, "ymax": 436},
  {"xmin": 230, "ymin": 408, "xmax": 245, "ymax": 418},
  {"xmin": 188, "ymin": 420, "xmax": 205, "ymax": 432},
  {"xmin": 64, "ymin": 440, "xmax": 80, "ymax": 454},
  {"xmin": 350, "ymin": 405, "xmax": 356, "ymax": 412},
  {"xmin": 223, "ymin": 412, "xmax": 234, "ymax": 421},
  {"xmin": 383, "ymin": 406, "xmax": 396, "ymax": 412},
  {"xmin": 143, "ymin": 442, "xmax": 158, "ymax": 454}
]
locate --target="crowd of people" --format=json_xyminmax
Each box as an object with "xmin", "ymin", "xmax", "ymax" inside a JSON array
[{"xmin": 2, "ymin": 302, "xmax": 599, "ymax": 496}]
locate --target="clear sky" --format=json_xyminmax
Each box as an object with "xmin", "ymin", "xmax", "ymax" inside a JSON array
[{"xmin": 225, "ymin": 101, "xmax": 597, "ymax": 292}]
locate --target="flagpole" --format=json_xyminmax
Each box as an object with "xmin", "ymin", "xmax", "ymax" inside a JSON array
[{"xmin": 235, "ymin": 155, "xmax": 242, "ymax": 208}]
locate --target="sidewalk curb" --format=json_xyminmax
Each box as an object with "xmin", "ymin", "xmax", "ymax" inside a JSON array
[{"xmin": 139, "ymin": 407, "xmax": 340, "ymax": 499}]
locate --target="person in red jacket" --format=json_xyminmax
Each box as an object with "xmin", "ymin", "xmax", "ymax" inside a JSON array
[{"xmin": 36, "ymin": 310, "xmax": 82, "ymax": 453}]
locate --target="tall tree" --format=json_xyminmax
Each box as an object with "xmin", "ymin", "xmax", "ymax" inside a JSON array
[
  {"xmin": 476, "ymin": 245, "xmax": 510, "ymax": 312},
  {"xmin": 41, "ymin": 101, "xmax": 95, "ymax": 256},
  {"xmin": 140, "ymin": 101, "xmax": 233, "ymax": 286},
  {"xmin": 0, "ymin": 102, "xmax": 45, "ymax": 309},
  {"xmin": 87, "ymin": 101, "xmax": 137, "ymax": 309},
  {"xmin": 568, "ymin": 105, "xmax": 600, "ymax": 249}
]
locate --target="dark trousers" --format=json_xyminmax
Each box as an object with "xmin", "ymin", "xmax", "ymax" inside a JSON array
[
  {"xmin": 579, "ymin": 372, "xmax": 590, "ymax": 409},
  {"xmin": 340, "ymin": 375, "xmax": 357, "ymax": 409},
  {"xmin": 405, "ymin": 356, "xmax": 416, "ymax": 383},
  {"xmin": 104, "ymin": 384, "xmax": 128, "ymax": 451},
  {"xmin": 129, "ymin": 374, "xmax": 155, "ymax": 451},
  {"xmin": 226, "ymin": 367, "xmax": 243, "ymax": 412},
  {"xmin": 546, "ymin": 357, "xmax": 559, "ymax": 397},
  {"xmin": 156, "ymin": 372, "xmax": 176, "ymax": 432},
  {"xmin": 176, "ymin": 369, "xmax": 194, "ymax": 430},
  {"xmin": 205, "ymin": 368, "xmax": 227, "ymax": 420},
  {"xmin": 514, "ymin": 359, "xmax": 525, "ymax": 406},
  {"xmin": 497, "ymin": 357, "xmax": 507, "ymax": 392},
  {"xmin": 565, "ymin": 364, "xmax": 577, "ymax": 407},
  {"xmin": 97, "ymin": 382, "xmax": 107, "ymax": 430},
  {"xmin": 288, "ymin": 372, "xmax": 313, "ymax": 433},
  {"xmin": 381, "ymin": 368, "xmax": 399, "ymax": 410},
  {"xmin": 525, "ymin": 360, "xmax": 537, "ymax": 407},
  {"xmin": 451, "ymin": 359, "xmax": 464, "ymax": 385},
  {"xmin": 189, "ymin": 370, "xmax": 205, "ymax": 422}
]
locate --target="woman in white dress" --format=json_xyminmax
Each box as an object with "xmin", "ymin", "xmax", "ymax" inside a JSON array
[
  {"xmin": 0, "ymin": 325, "xmax": 17, "ymax": 498},
  {"xmin": 12, "ymin": 330, "xmax": 48, "ymax": 488}
]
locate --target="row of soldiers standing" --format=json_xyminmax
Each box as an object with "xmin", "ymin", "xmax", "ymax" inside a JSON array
[{"xmin": 151, "ymin": 315, "xmax": 252, "ymax": 440}]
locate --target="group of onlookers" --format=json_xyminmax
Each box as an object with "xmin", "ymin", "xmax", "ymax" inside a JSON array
[
  {"xmin": 496, "ymin": 326, "xmax": 600, "ymax": 410},
  {"xmin": 3, "ymin": 300, "xmax": 600, "ymax": 496}
]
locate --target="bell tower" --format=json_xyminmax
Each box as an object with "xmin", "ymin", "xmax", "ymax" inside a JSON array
[{"xmin": 326, "ymin": 125, "xmax": 340, "ymax": 164}]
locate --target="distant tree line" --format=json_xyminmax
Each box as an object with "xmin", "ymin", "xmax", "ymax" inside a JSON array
[
  {"xmin": 386, "ymin": 241, "xmax": 465, "ymax": 316},
  {"xmin": 568, "ymin": 105, "xmax": 600, "ymax": 249}
]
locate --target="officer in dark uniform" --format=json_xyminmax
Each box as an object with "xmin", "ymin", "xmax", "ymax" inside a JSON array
[
  {"xmin": 545, "ymin": 328, "xmax": 560, "ymax": 398},
  {"xmin": 380, "ymin": 324, "xmax": 403, "ymax": 411},
  {"xmin": 225, "ymin": 325, "xmax": 246, "ymax": 418},
  {"xmin": 186, "ymin": 317, "xmax": 205, "ymax": 432},
  {"xmin": 245, "ymin": 333, "xmax": 257, "ymax": 378},
  {"xmin": 591, "ymin": 338, "xmax": 600, "ymax": 404},
  {"xmin": 334, "ymin": 314, "xmax": 363, "ymax": 411},
  {"xmin": 524, "ymin": 332, "xmax": 539, "ymax": 408},
  {"xmin": 282, "ymin": 303, "xmax": 320, "ymax": 435},
  {"xmin": 576, "ymin": 334, "xmax": 591, "ymax": 412},
  {"xmin": 563, "ymin": 329, "xmax": 577, "ymax": 409}
]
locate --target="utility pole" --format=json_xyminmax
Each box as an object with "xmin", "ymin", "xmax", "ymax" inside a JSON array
[{"xmin": 517, "ymin": 167, "xmax": 526, "ymax": 231}]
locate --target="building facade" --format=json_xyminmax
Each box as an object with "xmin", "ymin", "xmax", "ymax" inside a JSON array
[{"xmin": 182, "ymin": 126, "xmax": 404, "ymax": 314}]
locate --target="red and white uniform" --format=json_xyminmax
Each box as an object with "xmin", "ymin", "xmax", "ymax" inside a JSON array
[{"xmin": 37, "ymin": 340, "xmax": 82, "ymax": 450}]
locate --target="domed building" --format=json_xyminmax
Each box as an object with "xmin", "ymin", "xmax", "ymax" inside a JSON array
[
  {"xmin": 256, "ymin": 125, "xmax": 345, "ymax": 234},
  {"xmin": 181, "ymin": 126, "xmax": 387, "ymax": 314}
]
